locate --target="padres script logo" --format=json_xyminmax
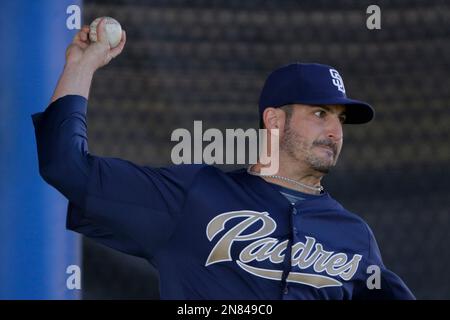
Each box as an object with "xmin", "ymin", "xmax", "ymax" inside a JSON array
[{"xmin": 205, "ymin": 210, "xmax": 362, "ymax": 288}]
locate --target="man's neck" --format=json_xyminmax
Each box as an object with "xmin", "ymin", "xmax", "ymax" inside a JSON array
[{"xmin": 250, "ymin": 162, "xmax": 324, "ymax": 195}]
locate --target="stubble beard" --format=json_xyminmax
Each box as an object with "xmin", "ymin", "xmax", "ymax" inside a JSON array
[{"xmin": 281, "ymin": 124, "xmax": 338, "ymax": 174}]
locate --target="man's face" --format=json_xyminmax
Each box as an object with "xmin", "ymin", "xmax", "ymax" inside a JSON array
[{"xmin": 280, "ymin": 104, "xmax": 346, "ymax": 174}]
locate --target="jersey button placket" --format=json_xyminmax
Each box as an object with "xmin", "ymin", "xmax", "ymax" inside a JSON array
[
  {"xmin": 291, "ymin": 206, "xmax": 299, "ymax": 236},
  {"xmin": 283, "ymin": 285, "xmax": 289, "ymax": 295},
  {"xmin": 292, "ymin": 207, "xmax": 298, "ymax": 215}
]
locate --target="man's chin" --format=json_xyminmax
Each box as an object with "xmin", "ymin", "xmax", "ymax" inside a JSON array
[
  {"xmin": 309, "ymin": 157, "xmax": 335, "ymax": 174},
  {"xmin": 312, "ymin": 166, "xmax": 331, "ymax": 174}
]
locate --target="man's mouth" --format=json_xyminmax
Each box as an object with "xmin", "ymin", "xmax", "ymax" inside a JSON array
[{"xmin": 316, "ymin": 145, "xmax": 335, "ymax": 156}]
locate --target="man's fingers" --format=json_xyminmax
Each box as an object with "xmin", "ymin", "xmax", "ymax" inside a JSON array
[
  {"xmin": 72, "ymin": 30, "xmax": 81, "ymax": 43},
  {"xmin": 96, "ymin": 18, "xmax": 110, "ymax": 47},
  {"xmin": 73, "ymin": 39, "xmax": 89, "ymax": 49},
  {"xmin": 110, "ymin": 30, "xmax": 126, "ymax": 58},
  {"xmin": 80, "ymin": 25, "xmax": 90, "ymax": 41},
  {"xmin": 80, "ymin": 29, "xmax": 88, "ymax": 42},
  {"xmin": 73, "ymin": 26, "xmax": 90, "ymax": 44}
]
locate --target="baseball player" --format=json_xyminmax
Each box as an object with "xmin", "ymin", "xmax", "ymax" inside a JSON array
[{"xmin": 32, "ymin": 21, "xmax": 414, "ymax": 299}]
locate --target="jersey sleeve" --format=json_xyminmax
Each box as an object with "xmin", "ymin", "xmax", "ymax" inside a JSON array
[
  {"xmin": 32, "ymin": 95, "xmax": 206, "ymax": 258},
  {"xmin": 353, "ymin": 224, "xmax": 415, "ymax": 300}
]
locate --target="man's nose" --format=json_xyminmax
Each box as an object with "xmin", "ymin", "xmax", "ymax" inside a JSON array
[{"xmin": 326, "ymin": 116, "xmax": 343, "ymax": 141}]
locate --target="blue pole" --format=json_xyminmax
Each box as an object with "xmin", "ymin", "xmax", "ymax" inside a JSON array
[{"xmin": 0, "ymin": 0, "xmax": 83, "ymax": 299}]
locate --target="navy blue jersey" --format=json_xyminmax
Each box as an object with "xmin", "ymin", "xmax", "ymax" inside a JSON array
[{"xmin": 32, "ymin": 95, "xmax": 415, "ymax": 299}]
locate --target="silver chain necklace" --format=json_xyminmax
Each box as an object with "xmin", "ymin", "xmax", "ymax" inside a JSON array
[{"xmin": 247, "ymin": 165, "xmax": 324, "ymax": 194}]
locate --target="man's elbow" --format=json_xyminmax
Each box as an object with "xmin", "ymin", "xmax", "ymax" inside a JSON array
[
  {"xmin": 37, "ymin": 137, "xmax": 91, "ymax": 187},
  {"xmin": 38, "ymin": 162, "xmax": 66, "ymax": 188},
  {"xmin": 37, "ymin": 158, "xmax": 89, "ymax": 209}
]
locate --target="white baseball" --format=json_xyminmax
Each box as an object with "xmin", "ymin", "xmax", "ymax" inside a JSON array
[{"xmin": 89, "ymin": 17, "xmax": 122, "ymax": 48}]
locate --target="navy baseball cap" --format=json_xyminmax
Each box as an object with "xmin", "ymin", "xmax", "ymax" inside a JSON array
[{"xmin": 259, "ymin": 63, "xmax": 374, "ymax": 124}]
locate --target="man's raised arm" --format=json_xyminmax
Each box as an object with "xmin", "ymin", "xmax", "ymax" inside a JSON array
[
  {"xmin": 51, "ymin": 18, "xmax": 126, "ymax": 102},
  {"xmin": 32, "ymin": 21, "xmax": 204, "ymax": 257}
]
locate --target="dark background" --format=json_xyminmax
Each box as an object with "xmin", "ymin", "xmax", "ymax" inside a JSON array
[{"xmin": 80, "ymin": 0, "xmax": 449, "ymax": 299}]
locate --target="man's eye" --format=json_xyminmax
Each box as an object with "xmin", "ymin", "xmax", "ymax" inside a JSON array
[
  {"xmin": 314, "ymin": 110, "xmax": 325, "ymax": 118},
  {"xmin": 339, "ymin": 114, "xmax": 347, "ymax": 123}
]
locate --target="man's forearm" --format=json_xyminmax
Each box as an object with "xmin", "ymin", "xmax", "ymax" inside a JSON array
[{"xmin": 51, "ymin": 63, "xmax": 95, "ymax": 103}]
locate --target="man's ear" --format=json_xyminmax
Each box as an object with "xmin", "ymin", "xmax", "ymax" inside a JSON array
[{"xmin": 262, "ymin": 107, "xmax": 281, "ymax": 130}]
